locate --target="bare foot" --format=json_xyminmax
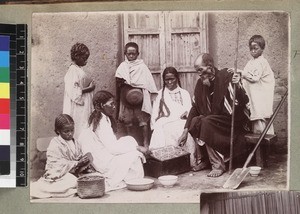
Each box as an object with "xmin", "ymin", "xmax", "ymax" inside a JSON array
[{"xmin": 207, "ymin": 169, "xmax": 224, "ymax": 177}]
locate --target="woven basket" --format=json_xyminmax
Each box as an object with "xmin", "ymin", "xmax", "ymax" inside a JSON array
[
  {"xmin": 77, "ymin": 174, "xmax": 105, "ymax": 199},
  {"xmin": 150, "ymin": 145, "xmax": 190, "ymax": 161}
]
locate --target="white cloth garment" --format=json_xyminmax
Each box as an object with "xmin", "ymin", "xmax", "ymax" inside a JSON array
[
  {"xmin": 30, "ymin": 136, "xmax": 82, "ymax": 199},
  {"xmin": 115, "ymin": 59, "xmax": 157, "ymax": 114},
  {"xmin": 242, "ymin": 55, "xmax": 275, "ymax": 121},
  {"xmin": 63, "ymin": 64, "xmax": 93, "ymax": 138},
  {"xmin": 78, "ymin": 113, "xmax": 145, "ymax": 192},
  {"xmin": 150, "ymin": 86, "xmax": 196, "ymax": 166}
]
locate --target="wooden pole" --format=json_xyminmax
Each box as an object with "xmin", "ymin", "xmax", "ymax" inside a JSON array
[{"xmin": 229, "ymin": 16, "xmax": 240, "ymax": 174}]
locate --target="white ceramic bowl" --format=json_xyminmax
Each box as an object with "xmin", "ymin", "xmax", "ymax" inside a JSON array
[
  {"xmin": 158, "ymin": 175, "xmax": 178, "ymax": 187},
  {"xmin": 126, "ymin": 178, "xmax": 154, "ymax": 191},
  {"xmin": 249, "ymin": 166, "xmax": 261, "ymax": 176}
]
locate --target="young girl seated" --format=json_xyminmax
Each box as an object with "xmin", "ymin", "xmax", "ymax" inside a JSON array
[
  {"xmin": 78, "ymin": 90, "xmax": 148, "ymax": 192},
  {"xmin": 30, "ymin": 114, "xmax": 93, "ymax": 199}
]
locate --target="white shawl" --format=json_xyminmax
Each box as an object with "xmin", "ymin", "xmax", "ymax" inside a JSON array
[{"xmin": 115, "ymin": 59, "xmax": 158, "ymax": 114}]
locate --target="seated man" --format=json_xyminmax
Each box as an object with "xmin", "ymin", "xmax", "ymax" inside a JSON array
[{"xmin": 178, "ymin": 53, "xmax": 250, "ymax": 177}]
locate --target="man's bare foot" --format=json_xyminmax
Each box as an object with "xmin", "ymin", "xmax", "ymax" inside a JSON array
[{"xmin": 207, "ymin": 169, "xmax": 224, "ymax": 177}]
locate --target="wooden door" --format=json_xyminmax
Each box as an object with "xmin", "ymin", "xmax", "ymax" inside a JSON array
[
  {"xmin": 123, "ymin": 12, "xmax": 165, "ymax": 89},
  {"xmin": 165, "ymin": 11, "xmax": 208, "ymax": 95},
  {"xmin": 123, "ymin": 12, "xmax": 208, "ymax": 95}
]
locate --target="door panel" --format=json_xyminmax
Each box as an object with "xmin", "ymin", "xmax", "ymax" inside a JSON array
[
  {"xmin": 128, "ymin": 34, "xmax": 161, "ymax": 71},
  {"xmin": 166, "ymin": 11, "xmax": 207, "ymax": 95},
  {"xmin": 123, "ymin": 11, "xmax": 208, "ymax": 95}
]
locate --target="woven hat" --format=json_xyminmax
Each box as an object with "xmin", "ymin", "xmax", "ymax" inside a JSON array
[{"xmin": 121, "ymin": 84, "xmax": 143, "ymax": 106}]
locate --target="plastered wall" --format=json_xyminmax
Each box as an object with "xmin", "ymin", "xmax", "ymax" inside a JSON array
[
  {"xmin": 208, "ymin": 12, "xmax": 289, "ymax": 142},
  {"xmin": 30, "ymin": 12, "xmax": 122, "ymax": 159}
]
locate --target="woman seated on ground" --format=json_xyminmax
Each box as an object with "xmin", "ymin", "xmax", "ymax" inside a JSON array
[
  {"xmin": 150, "ymin": 67, "xmax": 196, "ymax": 167},
  {"xmin": 78, "ymin": 90, "xmax": 148, "ymax": 192},
  {"xmin": 30, "ymin": 114, "xmax": 94, "ymax": 199}
]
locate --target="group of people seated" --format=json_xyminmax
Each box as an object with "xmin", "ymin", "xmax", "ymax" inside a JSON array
[{"xmin": 31, "ymin": 35, "xmax": 275, "ymax": 198}]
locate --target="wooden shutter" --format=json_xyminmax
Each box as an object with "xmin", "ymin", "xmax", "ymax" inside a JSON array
[
  {"xmin": 123, "ymin": 12, "xmax": 165, "ymax": 89},
  {"xmin": 165, "ymin": 11, "xmax": 208, "ymax": 95},
  {"xmin": 123, "ymin": 12, "xmax": 208, "ymax": 94}
]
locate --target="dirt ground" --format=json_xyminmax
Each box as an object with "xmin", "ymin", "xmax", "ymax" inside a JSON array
[{"xmin": 31, "ymin": 146, "xmax": 287, "ymax": 203}]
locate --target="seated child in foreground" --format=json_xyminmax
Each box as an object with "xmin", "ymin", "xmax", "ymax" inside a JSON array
[
  {"xmin": 115, "ymin": 42, "xmax": 158, "ymax": 150},
  {"xmin": 30, "ymin": 114, "xmax": 94, "ymax": 199}
]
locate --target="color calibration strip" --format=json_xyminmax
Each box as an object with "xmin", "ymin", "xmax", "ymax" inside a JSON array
[
  {"xmin": 0, "ymin": 35, "xmax": 10, "ymax": 175},
  {"xmin": 0, "ymin": 23, "xmax": 27, "ymax": 186},
  {"xmin": 15, "ymin": 25, "xmax": 27, "ymax": 186}
]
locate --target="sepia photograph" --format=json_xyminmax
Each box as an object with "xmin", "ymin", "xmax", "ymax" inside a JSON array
[{"xmin": 29, "ymin": 11, "xmax": 289, "ymax": 203}]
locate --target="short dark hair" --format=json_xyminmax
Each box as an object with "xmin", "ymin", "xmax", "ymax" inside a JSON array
[
  {"xmin": 124, "ymin": 42, "xmax": 139, "ymax": 54},
  {"xmin": 54, "ymin": 114, "xmax": 74, "ymax": 135},
  {"xmin": 70, "ymin": 43, "xmax": 90, "ymax": 64},
  {"xmin": 249, "ymin": 35, "xmax": 265, "ymax": 50}
]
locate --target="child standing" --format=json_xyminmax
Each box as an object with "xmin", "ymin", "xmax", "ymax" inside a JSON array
[
  {"xmin": 63, "ymin": 43, "xmax": 95, "ymax": 139},
  {"xmin": 241, "ymin": 35, "xmax": 275, "ymax": 134},
  {"xmin": 30, "ymin": 114, "xmax": 93, "ymax": 199},
  {"xmin": 115, "ymin": 42, "xmax": 157, "ymax": 150}
]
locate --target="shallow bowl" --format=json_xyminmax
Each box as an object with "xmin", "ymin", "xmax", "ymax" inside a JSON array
[
  {"xmin": 125, "ymin": 178, "xmax": 154, "ymax": 191},
  {"xmin": 158, "ymin": 175, "xmax": 178, "ymax": 187},
  {"xmin": 249, "ymin": 166, "xmax": 261, "ymax": 176}
]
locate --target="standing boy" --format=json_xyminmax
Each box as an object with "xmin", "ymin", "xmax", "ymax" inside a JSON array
[
  {"xmin": 115, "ymin": 42, "xmax": 157, "ymax": 151},
  {"xmin": 240, "ymin": 35, "xmax": 275, "ymax": 134}
]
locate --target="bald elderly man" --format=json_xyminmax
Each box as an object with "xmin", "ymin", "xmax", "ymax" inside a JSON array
[{"xmin": 178, "ymin": 53, "xmax": 250, "ymax": 177}]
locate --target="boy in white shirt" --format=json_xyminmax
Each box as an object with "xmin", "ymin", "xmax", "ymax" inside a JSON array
[{"xmin": 240, "ymin": 35, "xmax": 275, "ymax": 134}]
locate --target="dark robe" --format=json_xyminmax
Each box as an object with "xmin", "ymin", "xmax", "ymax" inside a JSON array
[{"xmin": 185, "ymin": 68, "xmax": 249, "ymax": 156}]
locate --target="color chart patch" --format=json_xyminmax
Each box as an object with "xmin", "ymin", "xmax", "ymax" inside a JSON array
[
  {"xmin": 0, "ymin": 23, "xmax": 28, "ymax": 187},
  {"xmin": 0, "ymin": 35, "xmax": 10, "ymax": 175}
]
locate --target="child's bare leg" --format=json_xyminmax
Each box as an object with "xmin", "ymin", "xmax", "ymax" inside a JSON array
[
  {"xmin": 195, "ymin": 143, "xmax": 201, "ymax": 164},
  {"xmin": 140, "ymin": 124, "xmax": 152, "ymax": 155},
  {"xmin": 141, "ymin": 124, "xmax": 150, "ymax": 148},
  {"xmin": 125, "ymin": 124, "xmax": 133, "ymax": 136},
  {"xmin": 136, "ymin": 110, "xmax": 151, "ymax": 153}
]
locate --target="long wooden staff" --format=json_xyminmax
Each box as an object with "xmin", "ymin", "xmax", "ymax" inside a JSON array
[{"xmin": 229, "ymin": 16, "xmax": 240, "ymax": 174}]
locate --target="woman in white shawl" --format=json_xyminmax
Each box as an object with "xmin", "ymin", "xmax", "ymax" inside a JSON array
[
  {"xmin": 150, "ymin": 67, "xmax": 196, "ymax": 167},
  {"xmin": 78, "ymin": 90, "xmax": 147, "ymax": 191}
]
